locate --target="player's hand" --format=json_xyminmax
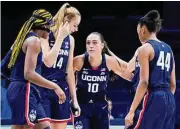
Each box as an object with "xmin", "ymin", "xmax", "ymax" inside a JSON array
[
  {"xmin": 125, "ymin": 111, "xmax": 134, "ymax": 128},
  {"xmin": 72, "ymin": 100, "xmax": 81, "ymax": 117},
  {"xmin": 54, "ymin": 85, "xmax": 66, "ymax": 104},
  {"xmin": 58, "ymin": 21, "xmax": 70, "ymax": 39}
]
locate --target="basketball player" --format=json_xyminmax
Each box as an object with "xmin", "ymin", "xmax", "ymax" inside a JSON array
[
  {"xmin": 37, "ymin": 3, "xmax": 81, "ymax": 129},
  {"xmin": 73, "ymin": 32, "xmax": 133, "ymax": 129},
  {"xmin": 125, "ymin": 10, "xmax": 176, "ymax": 129},
  {"xmin": 5, "ymin": 9, "xmax": 66, "ymax": 129}
]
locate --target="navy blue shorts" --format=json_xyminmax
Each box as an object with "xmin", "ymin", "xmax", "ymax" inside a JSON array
[
  {"xmin": 6, "ymin": 81, "xmax": 47, "ymax": 127},
  {"xmin": 40, "ymin": 80, "xmax": 71, "ymax": 122},
  {"xmin": 133, "ymin": 90, "xmax": 175, "ymax": 129},
  {"xmin": 73, "ymin": 101, "xmax": 109, "ymax": 129}
]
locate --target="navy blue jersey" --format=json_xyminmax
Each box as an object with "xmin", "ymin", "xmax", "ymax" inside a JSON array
[
  {"xmin": 1, "ymin": 50, "xmax": 12, "ymax": 88},
  {"xmin": 10, "ymin": 32, "xmax": 42, "ymax": 82},
  {"xmin": 76, "ymin": 53, "xmax": 110, "ymax": 103},
  {"xmin": 131, "ymin": 56, "xmax": 140, "ymax": 93},
  {"xmin": 148, "ymin": 40, "xmax": 174, "ymax": 89},
  {"xmin": 41, "ymin": 32, "xmax": 70, "ymax": 81},
  {"xmin": 131, "ymin": 40, "xmax": 174, "ymax": 90},
  {"xmin": 128, "ymin": 40, "xmax": 175, "ymax": 129},
  {"xmin": 1, "ymin": 50, "xmax": 12, "ymax": 79}
]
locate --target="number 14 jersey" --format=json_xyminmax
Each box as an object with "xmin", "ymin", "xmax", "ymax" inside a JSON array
[{"xmin": 41, "ymin": 32, "xmax": 70, "ymax": 81}]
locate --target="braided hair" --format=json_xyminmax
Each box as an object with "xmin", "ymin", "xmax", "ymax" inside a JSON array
[{"xmin": 8, "ymin": 9, "xmax": 53, "ymax": 68}]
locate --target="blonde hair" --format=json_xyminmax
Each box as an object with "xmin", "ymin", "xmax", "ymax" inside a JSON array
[{"xmin": 51, "ymin": 3, "xmax": 81, "ymax": 36}]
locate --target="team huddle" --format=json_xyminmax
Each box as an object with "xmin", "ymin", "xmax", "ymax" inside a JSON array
[{"xmin": 1, "ymin": 2, "xmax": 176, "ymax": 129}]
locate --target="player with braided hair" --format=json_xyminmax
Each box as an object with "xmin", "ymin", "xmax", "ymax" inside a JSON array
[{"xmin": 2, "ymin": 9, "xmax": 66, "ymax": 129}]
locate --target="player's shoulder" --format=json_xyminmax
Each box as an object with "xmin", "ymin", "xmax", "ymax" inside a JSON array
[
  {"xmin": 74, "ymin": 54, "xmax": 85, "ymax": 63},
  {"xmin": 73, "ymin": 54, "xmax": 85, "ymax": 71},
  {"xmin": 26, "ymin": 35, "xmax": 40, "ymax": 43},
  {"xmin": 105, "ymin": 54, "xmax": 116, "ymax": 63},
  {"xmin": 105, "ymin": 54, "xmax": 118, "ymax": 70},
  {"xmin": 139, "ymin": 43, "xmax": 153, "ymax": 53},
  {"xmin": 22, "ymin": 36, "xmax": 41, "ymax": 53},
  {"xmin": 162, "ymin": 41, "xmax": 173, "ymax": 51},
  {"xmin": 24, "ymin": 36, "xmax": 41, "ymax": 48}
]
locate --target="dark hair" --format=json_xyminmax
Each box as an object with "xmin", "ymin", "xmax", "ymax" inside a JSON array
[
  {"xmin": 90, "ymin": 32, "xmax": 111, "ymax": 55},
  {"xmin": 139, "ymin": 10, "xmax": 162, "ymax": 33},
  {"xmin": 8, "ymin": 9, "xmax": 53, "ymax": 68},
  {"xmin": 89, "ymin": 32, "xmax": 120, "ymax": 81}
]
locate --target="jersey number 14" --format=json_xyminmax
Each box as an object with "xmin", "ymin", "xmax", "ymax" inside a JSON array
[{"xmin": 53, "ymin": 57, "xmax": 63, "ymax": 69}]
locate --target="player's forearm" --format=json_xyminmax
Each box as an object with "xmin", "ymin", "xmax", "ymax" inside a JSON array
[
  {"xmin": 24, "ymin": 70, "xmax": 57, "ymax": 90},
  {"xmin": 66, "ymin": 72, "xmax": 78, "ymax": 102},
  {"xmin": 119, "ymin": 70, "xmax": 134, "ymax": 81},
  {"xmin": 109, "ymin": 50, "xmax": 128, "ymax": 69},
  {"xmin": 129, "ymin": 81, "xmax": 148, "ymax": 113},
  {"xmin": 43, "ymin": 37, "xmax": 64, "ymax": 67},
  {"xmin": 127, "ymin": 58, "xmax": 136, "ymax": 72}
]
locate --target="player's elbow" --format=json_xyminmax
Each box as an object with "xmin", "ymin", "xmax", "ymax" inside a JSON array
[
  {"xmin": 140, "ymin": 80, "xmax": 149, "ymax": 88},
  {"xmin": 44, "ymin": 61, "xmax": 53, "ymax": 68},
  {"xmin": 24, "ymin": 68, "xmax": 38, "ymax": 81},
  {"xmin": 43, "ymin": 57, "xmax": 54, "ymax": 68},
  {"xmin": 24, "ymin": 70, "xmax": 34, "ymax": 81}
]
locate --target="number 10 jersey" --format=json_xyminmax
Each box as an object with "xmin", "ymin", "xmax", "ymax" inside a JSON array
[{"xmin": 76, "ymin": 53, "xmax": 110, "ymax": 103}]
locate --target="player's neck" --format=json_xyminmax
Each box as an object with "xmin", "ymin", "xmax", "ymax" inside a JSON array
[
  {"xmin": 89, "ymin": 54, "xmax": 102, "ymax": 68},
  {"xmin": 147, "ymin": 33, "xmax": 160, "ymax": 42}
]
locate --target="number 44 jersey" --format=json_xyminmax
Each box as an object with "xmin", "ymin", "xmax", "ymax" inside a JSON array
[
  {"xmin": 41, "ymin": 32, "xmax": 70, "ymax": 81},
  {"xmin": 148, "ymin": 39, "xmax": 174, "ymax": 89},
  {"xmin": 76, "ymin": 53, "xmax": 110, "ymax": 103}
]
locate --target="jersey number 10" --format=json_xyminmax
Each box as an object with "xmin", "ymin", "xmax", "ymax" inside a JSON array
[
  {"xmin": 88, "ymin": 83, "xmax": 99, "ymax": 93},
  {"xmin": 157, "ymin": 51, "xmax": 171, "ymax": 72}
]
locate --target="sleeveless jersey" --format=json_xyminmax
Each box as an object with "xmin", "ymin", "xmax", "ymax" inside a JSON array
[
  {"xmin": 41, "ymin": 32, "xmax": 70, "ymax": 81},
  {"xmin": 76, "ymin": 53, "xmax": 110, "ymax": 103}
]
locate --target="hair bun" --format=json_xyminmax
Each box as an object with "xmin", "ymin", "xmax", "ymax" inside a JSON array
[
  {"xmin": 146, "ymin": 10, "xmax": 160, "ymax": 20},
  {"xmin": 65, "ymin": 3, "xmax": 71, "ymax": 8}
]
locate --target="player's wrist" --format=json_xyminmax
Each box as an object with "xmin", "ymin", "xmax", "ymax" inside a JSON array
[
  {"xmin": 71, "ymin": 97, "xmax": 78, "ymax": 103},
  {"xmin": 57, "ymin": 33, "xmax": 66, "ymax": 40},
  {"xmin": 129, "ymin": 107, "xmax": 135, "ymax": 113},
  {"xmin": 50, "ymin": 81, "xmax": 58, "ymax": 90}
]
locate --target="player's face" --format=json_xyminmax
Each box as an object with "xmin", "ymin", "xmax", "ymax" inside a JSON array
[
  {"xmin": 69, "ymin": 15, "xmax": 81, "ymax": 34},
  {"xmin": 137, "ymin": 24, "xmax": 147, "ymax": 44},
  {"xmin": 86, "ymin": 34, "xmax": 104, "ymax": 57},
  {"xmin": 41, "ymin": 24, "xmax": 51, "ymax": 39}
]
